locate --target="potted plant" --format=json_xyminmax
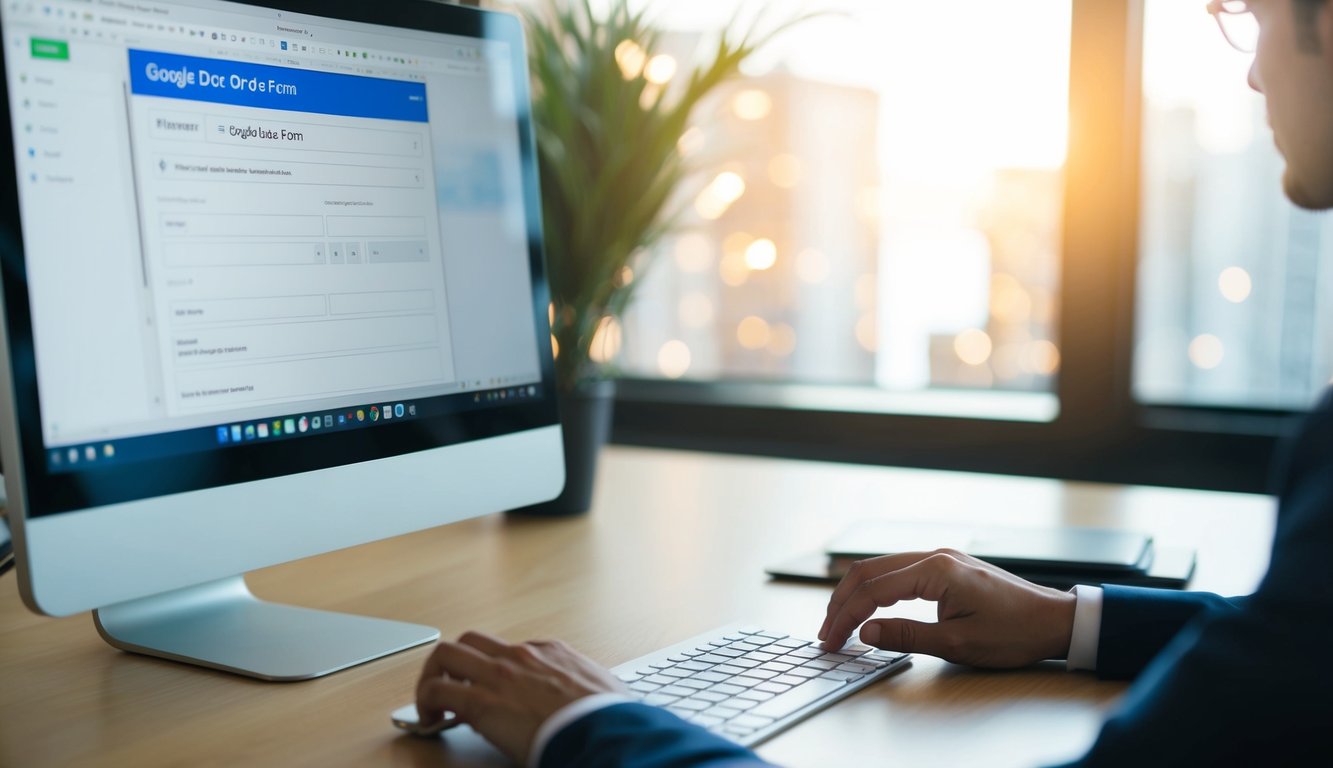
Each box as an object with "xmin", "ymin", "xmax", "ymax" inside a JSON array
[{"xmin": 507, "ymin": 0, "xmax": 809, "ymax": 515}]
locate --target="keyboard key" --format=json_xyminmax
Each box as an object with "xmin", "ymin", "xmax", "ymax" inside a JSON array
[
  {"xmin": 650, "ymin": 660, "xmax": 676, "ymax": 668},
  {"xmin": 774, "ymin": 638, "xmax": 809, "ymax": 649},
  {"xmin": 732, "ymin": 713, "xmax": 777, "ymax": 729},
  {"xmin": 644, "ymin": 693, "xmax": 680, "ymax": 707},
  {"xmin": 694, "ymin": 671, "xmax": 730, "ymax": 683},
  {"xmin": 727, "ymin": 698, "xmax": 759, "ymax": 710},
  {"xmin": 737, "ymin": 690, "xmax": 775, "ymax": 702},
  {"xmin": 755, "ymin": 631, "xmax": 789, "ymax": 640},
  {"xmin": 644, "ymin": 674, "xmax": 676, "ymax": 685},
  {"xmin": 866, "ymin": 650, "xmax": 907, "ymax": 663},
  {"xmin": 725, "ymin": 725, "xmax": 756, "ymax": 737},
  {"xmin": 743, "ymin": 651, "xmax": 779, "ymax": 663},
  {"xmin": 841, "ymin": 644, "xmax": 874, "ymax": 656},
  {"xmin": 748, "ymin": 677, "xmax": 846, "ymax": 720},
  {"xmin": 787, "ymin": 666, "xmax": 823, "ymax": 679},
  {"xmin": 677, "ymin": 679, "xmax": 712, "ymax": 690},
  {"xmin": 618, "ymin": 672, "xmax": 643, "ymax": 683},
  {"xmin": 667, "ymin": 706, "xmax": 694, "ymax": 718},
  {"xmin": 691, "ymin": 714, "xmax": 725, "ymax": 728},
  {"xmin": 732, "ymin": 642, "xmax": 764, "ymax": 652},
  {"xmin": 819, "ymin": 670, "xmax": 864, "ymax": 683},
  {"xmin": 658, "ymin": 685, "xmax": 696, "ymax": 698},
  {"xmin": 682, "ymin": 649, "xmax": 705, "ymax": 658},
  {"xmin": 728, "ymin": 658, "xmax": 762, "ymax": 669},
  {"xmin": 755, "ymin": 681, "xmax": 792, "ymax": 694},
  {"xmin": 715, "ymin": 648, "xmax": 745, "ymax": 658},
  {"xmin": 636, "ymin": 668, "xmax": 658, "ymax": 677},
  {"xmin": 723, "ymin": 634, "xmax": 747, "ymax": 642},
  {"xmin": 679, "ymin": 661, "xmax": 712, "ymax": 672},
  {"xmin": 669, "ymin": 655, "xmax": 690, "ymax": 663},
  {"xmin": 629, "ymin": 681, "xmax": 661, "ymax": 694},
  {"xmin": 803, "ymin": 659, "xmax": 836, "ymax": 671},
  {"xmin": 759, "ymin": 661, "xmax": 795, "ymax": 673},
  {"xmin": 836, "ymin": 662, "xmax": 876, "ymax": 675},
  {"xmin": 697, "ymin": 654, "xmax": 729, "ymax": 664},
  {"xmin": 788, "ymin": 647, "xmax": 823, "ymax": 659},
  {"xmin": 660, "ymin": 668, "xmax": 693, "ymax": 678},
  {"xmin": 714, "ymin": 664, "xmax": 746, "ymax": 676},
  {"xmin": 772, "ymin": 674, "xmax": 806, "ymax": 686},
  {"xmin": 704, "ymin": 705, "xmax": 743, "ymax": 720},
  {"xmin": 695, "ymin": 691, "xmax": 730, "ymax": 703},
  {"xmin": 675, "ymin": 698, "xmax": 711, "ymax": 712},
  {"xmin": 818, "ymin": 653, "xmax": 855, "ymax": 664},
  {"xmin": 709, "ymin": 683, "xmax": 746, "ymax": 696},
  {"xmin": 737, "ymin": 668, "xmax": 779, "ymax": 681}
]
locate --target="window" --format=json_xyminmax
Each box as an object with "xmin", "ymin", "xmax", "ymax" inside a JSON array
[
  {"xmin": 526, "ymin": 0, "xmax": 1301, "ymax": 492},
  {"xmin": 1135, "ymin": 0, "xmax": 1333, "ymax": 411},
  {"xmin": 612, "ymin": 2, "xmax": 1070, "ymax": 418}
]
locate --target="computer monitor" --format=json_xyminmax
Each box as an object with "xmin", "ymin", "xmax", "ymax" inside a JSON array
[{"xmin": 0, "ymin": 0, "xmax": 563, "ymax": 680}]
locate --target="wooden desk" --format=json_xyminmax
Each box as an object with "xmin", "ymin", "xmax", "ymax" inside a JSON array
[{"xmin": 0, "ymin": 447, "xmax": 1276, "ymax": 767}]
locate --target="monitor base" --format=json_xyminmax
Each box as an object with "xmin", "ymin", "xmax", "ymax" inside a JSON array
[{"xmin": 92, "ymin": 576, "xmax": 439, "ymax": 681}]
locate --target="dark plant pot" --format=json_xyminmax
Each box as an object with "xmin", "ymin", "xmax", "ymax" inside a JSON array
[{"xmin": 508, "ymin": 379, "xmax": 615, "ymax": 516}]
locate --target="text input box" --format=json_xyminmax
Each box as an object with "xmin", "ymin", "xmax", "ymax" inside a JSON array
[
  {"xmin": 172, "ymin": 314, "xmax": 438, "ymax": 367},
  {"xmin": 171, "ymin": 295, "xmax": 328, "ymax": 325},
  {"xmin": 330, "ymin": 290, "xmax": 435, "ymax": 315},
  {"xmin": 367, "ymin": 241, "xmax": 429, "ymax": 264},
  {"xmin": 164, "ymin": 242, "xmax": 326, "ymax": 268},
  {"xmin": 159, "ymin": 156, "xmax": 425, "ymax": 189},
  {"xmin": 175, "ymin": 347, "xmax": 447, "ymax": 409},
  {"xmin": 161, "ymin": 213, "xmax": 325, "ymax": 238},
  {"xmin": 204, "ymin": 114, "xmax": 424, "ymax": 157},
  {"xmin": 325, "ymin": 216, "xmax": 427, "ymax": 238}
]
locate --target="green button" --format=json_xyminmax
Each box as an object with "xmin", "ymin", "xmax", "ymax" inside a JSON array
[{"xmin": 30, "ymin": 38, "xmax": 69, "ymax": 60}]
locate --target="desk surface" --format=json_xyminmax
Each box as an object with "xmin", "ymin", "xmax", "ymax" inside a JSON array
[{"xmin": 0, "ymin": 446, "xmax": 1276, "ymax": 767}]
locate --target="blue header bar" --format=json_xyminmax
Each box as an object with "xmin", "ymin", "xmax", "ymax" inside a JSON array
[{"xmin": 128, "ymin": 49, "xmax": 428, "ymax": 123}]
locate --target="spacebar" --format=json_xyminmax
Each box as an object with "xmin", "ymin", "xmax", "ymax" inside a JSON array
[{"xmin": 748, "ymin": 677, "xmax": 847, "ymax": 720}]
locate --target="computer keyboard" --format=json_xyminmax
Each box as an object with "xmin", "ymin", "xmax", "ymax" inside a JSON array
[{"xmin": 611, "ymin": 624, "xmax": 911, "ymax": 747}]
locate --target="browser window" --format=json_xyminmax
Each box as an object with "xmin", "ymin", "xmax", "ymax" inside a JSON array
[{"xmin": 3, "ymin": 0, "xmax": 542, "ymax": 456}]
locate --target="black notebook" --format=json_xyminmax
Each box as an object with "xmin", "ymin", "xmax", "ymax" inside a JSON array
[
  {"xmin": 823, "ymin": 520, "xmax": 1153, "ymax": 574},
  {"xmin": 765, "ymin": 519, "xmax": 1196, "ymax": 590},
  {"xmin": 765, "ymin": 546, "xmax": 1196, "ymax": 590}
]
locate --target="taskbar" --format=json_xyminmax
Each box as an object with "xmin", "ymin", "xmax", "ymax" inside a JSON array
[{"xmin": 44, "ymin": 382, "xmax": 542, "ymax": 475}]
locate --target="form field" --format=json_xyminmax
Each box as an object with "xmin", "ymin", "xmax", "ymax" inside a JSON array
[
  {"xmin": 164, "ymin": 242, "xmax": 326, "ymax": 268},
  {"xmin": 175, "ymin": 347, "xmax": 448, "ymax": 409},
  {"xmin": 367, "ymin": 241, "xmax": 429, "ymax": 264},
  {"xmin": 326, "ymin": 216, "xmax": 427, "ymax": 238},
  {"xmin": 171, "ymin": 295, "xmax": 327, "ymax": 325},
  {"xmin": 161, "ymin": 213, "xmax": 324, "ymax": 238},
  {"xmin": 204, "ymin": 115, "xmax": 425, "ymax": 157},
  {"xmin": 330, "ymin": 290, "xmax": 435, "ymax": 315},
  {"xmin": 159, "ymin": 156, "xmax": 425, "ymax": 188},
  {"xmin": 173, "ymin": 314, "xmax": 438, "ymax": 366}
]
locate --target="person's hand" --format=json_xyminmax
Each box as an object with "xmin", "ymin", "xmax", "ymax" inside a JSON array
[
  {"xmin": 415, "ymin": 631, "xmax": 627, "ymax": 764},
  {"xmin": 817, "ymin": 549, "xmax": 1077, "ymax": 668}
]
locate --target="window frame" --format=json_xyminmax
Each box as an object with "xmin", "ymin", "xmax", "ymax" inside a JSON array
[{"xmin": 608, "ymin": 0, "xmax": 1296, "ymax": 495}]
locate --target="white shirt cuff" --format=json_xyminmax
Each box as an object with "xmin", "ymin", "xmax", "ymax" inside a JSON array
[
  {"xmin": 528, "ymin": 692, "xmax": 633, "ymax": 768},
  {"xmin": 1066, "ymin": 584, "xmax": 1103, "ymax": 672}
]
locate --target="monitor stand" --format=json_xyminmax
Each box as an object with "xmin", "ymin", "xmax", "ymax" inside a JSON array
[{"xmin": 92, "ymin": 575, "xmax": 439, "ymax": 681}]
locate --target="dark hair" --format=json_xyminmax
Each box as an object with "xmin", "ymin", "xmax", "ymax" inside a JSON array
[{"xmin": 1294, "ymin": 0, "xmax": 1324, "ymax": 50}]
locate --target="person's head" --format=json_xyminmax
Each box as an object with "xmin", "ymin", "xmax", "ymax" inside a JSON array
[{"xmin": 1246, "ymin": 0, "xmax": 1333, "ymax": 209}]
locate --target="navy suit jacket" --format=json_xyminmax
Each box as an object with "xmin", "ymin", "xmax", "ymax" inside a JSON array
[{"xmin": 541, "ymin": 392, "xmax": 1333, "ymax": 768}]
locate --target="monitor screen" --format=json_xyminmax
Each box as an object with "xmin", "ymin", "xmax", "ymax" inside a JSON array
[{"xmin": 0, "ymin": 0, "xmax": 557, "ymax": 518}]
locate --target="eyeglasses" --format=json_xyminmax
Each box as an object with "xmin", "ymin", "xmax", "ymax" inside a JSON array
[{"xmin": 1207, "ymin": 0, "xmax": 1258, "ymax": 53}]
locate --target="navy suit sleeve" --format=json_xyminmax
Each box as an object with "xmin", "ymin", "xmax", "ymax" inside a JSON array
[
  {"xmin": 1094, "ymin": 585, "xmax": 1244, "ymax": 679},
  {"xmin": 539, "ymin": 702, "xmax": 772, "ymax": 768},
  {"xmin": 1051, "ymin": 389, "xmax": 1333, "ymax": 766}
]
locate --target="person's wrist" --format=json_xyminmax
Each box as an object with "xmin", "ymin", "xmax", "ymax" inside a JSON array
[{"xmin": 1039, "ymin": 587, "xmax": 1078, "ymax": 660}]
